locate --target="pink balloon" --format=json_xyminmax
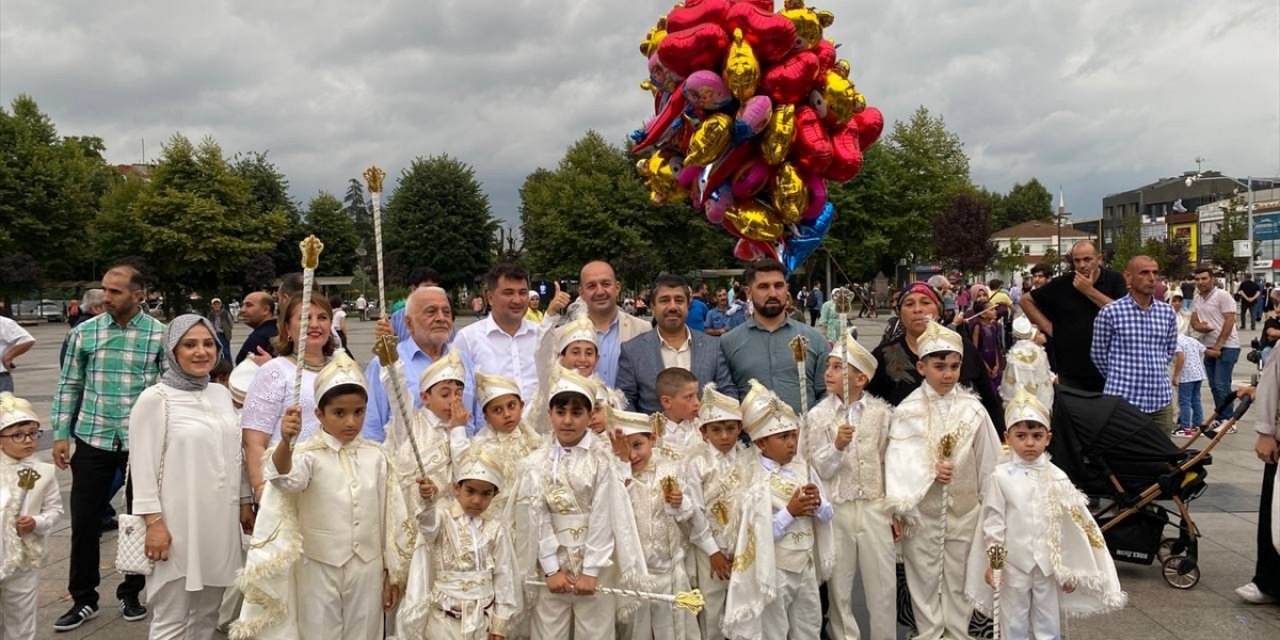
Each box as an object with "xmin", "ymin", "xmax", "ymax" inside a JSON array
[
  {"xmin": 677, "ymin": 163, "xmax": 704, "ymax": 189},
  {"xmin": 735, "ymin": 95, "xmax": 773, "ymax": 137},
  {"xmin": 705, "ymin": 184, "xmax": 735, "ymax": 224},
  {"xmin": 730, "ymin": 156, "xmax": 771, "ymax": 198},
  {"xmin": 683, "ymin": 70, "xmax": 734, "ymax": 111},
  {"xmin": 801, "ymin": 172, "xmax": 827, "ymax": 220}
]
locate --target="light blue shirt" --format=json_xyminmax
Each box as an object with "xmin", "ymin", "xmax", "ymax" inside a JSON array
[
  {"xmin": 595, "ymin": 314, "xmax": 623, "ymax": 387},
  {"xmin": 390, "ymin": 307, "xmax": 410, "ymax": 344},
  {"xmin": 361, "ymin": 339, "xmax": 480, "ymax": 442}
]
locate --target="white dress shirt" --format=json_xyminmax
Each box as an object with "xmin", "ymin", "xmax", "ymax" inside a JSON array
[
  {"xmin": 658, "ymin": 327, "xmax": 693, "ymax": 371},
  {"xmin": 453, "ymin": 316, "xmax": 540, "ymax": 400}
]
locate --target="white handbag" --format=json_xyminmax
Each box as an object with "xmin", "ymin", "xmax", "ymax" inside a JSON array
[{"xmin": 115, "ymin": 389, "xmax": 170, "ymax": 576}]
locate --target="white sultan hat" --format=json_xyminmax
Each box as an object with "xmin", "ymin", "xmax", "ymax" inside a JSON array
[
  {"xmin": 612, "ymin": 408, "xmax": 662, "ymax": 437},
  {"xmin": 455, "ymin": 447, "xmax": 507, "ymax": 491},
  {"xmin": 917, "ymin": 320, "xmax": 964, "ymax": 359},
  {"xmin": 419, "ymin": 349, "xmax": 466, "ymax": 392},
  {"xmin": 832, "ymin": 333, "xmax": 877, "ymax": 378},
  {"xmin": 1011, "ymin": 315, "xmax": 1037, "ymax": 341},
  {"xmin": 555, "ymin": 315, "xmax": 599, "ymax": 354},
  {"xmin": 0, "ymin": 393, "xmax": 39, "ymax": 430},
  {"xmin": 228, "ymin": 359, "xmax": 260, "ymax": 405},
  {"xmin": 546, "ymin": 365, "xmax": 597, "ymax": 410},
  {"xmin": 474, "ymin": 372, "xmax": 521, "ymax": 409},
  {"xmin": 741, "ymin": 380, "xmax": 799, "ymax": 441},
  {"xmin": 1004, "ymin": 387, "xmax": 1051, "ymax": 430},
  {"xmin": 697, "ymin": 383, "xmax": 742, "ymax": 426},
  {"xmin": 314, "ymin": 351, "xmax": 367, "ymax": 401}
]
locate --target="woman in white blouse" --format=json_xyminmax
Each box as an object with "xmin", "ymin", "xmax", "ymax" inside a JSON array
[
  {"xmin": 131, "ymin": 315, "xmax": 253, "ymax": 640},
  {"xmin": 239, "ymin": 295, "xmax": 335, "ymax": 501}
]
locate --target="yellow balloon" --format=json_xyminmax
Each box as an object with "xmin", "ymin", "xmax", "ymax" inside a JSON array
[
  {"xmin": 723, "ymin": 29, "xmax": 760, "ymax": 102},
  {"xmin": 760, "ymin": 104, "xmax": 797, "ymax": 166},
  {"xmin": 685, "ymin": 113, "xmax": 734, "ymax": 166},
  {"xmin": 724, "ymin": 201, "xmax": 785, "ymax": 242},
  {"xmin": 818, "ymin": 65, "xmax": 858, "ymax": 127},
  {"xmin": 771, "ymin": 163, "xmax": 809, "ymax": 224},
  {"xmin": 640, "ymin": 16, "xmax": 668, "ymax": 57},
  {"xmin": 781, "ymin": 0, "xmax": 835, "ymax": 50},
  {"xmin": 637, "ymin": 151, "xmax": 687, "ymax": 206}
]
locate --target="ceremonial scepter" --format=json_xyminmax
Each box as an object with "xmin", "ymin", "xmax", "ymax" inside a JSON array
[
  {"xmin": 987, "ymin": 544, "xmax": 1008, "ymax": 640},
  {"xmin": 15, "ymin": 467, "xmax": 40, "ymax": 518},
  {"xmin": 291, "ymin": 235, "xmax": 324, "ymax": 445},
  {"xmin": 362, "ymin": 166, "xmax": 389, "ymax": 320},
  {"xmin": 523, "ymin": 580, "xmax": 705, "ymax": 615},
  {"xmin": 789, "ymin": 335, "xmax": 810, "ymax": 415},
  {"xmin": 832, "ymin": 287, "xmax": 855, "ymax": 407},
  {"xmin": 936, "ymin": 432, "xmax": 958, "ymax": 603}
]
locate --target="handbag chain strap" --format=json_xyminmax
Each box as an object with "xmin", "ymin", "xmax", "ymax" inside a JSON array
[{"xmin": 122, "ymin": 387, "xmax": 170, "ymax": 517}]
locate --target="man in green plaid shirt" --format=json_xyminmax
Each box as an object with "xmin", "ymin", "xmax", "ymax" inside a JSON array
[{"xmin": 50, "ymin": 265, "xmax": 165, "ymax": 631}]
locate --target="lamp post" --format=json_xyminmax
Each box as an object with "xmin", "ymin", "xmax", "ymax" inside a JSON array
[{"xmin": 1185, "ymin": 169, "xmax": 1256, "ymax": 277}]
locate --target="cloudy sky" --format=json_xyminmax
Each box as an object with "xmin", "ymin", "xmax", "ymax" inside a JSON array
[{"xmin": 2, "ymin": 0, "xmax": 1277, "ymax": 231}]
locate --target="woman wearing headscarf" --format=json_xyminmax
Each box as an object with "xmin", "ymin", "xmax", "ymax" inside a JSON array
[{"xmin": 129, "ymin": 315, "xmax": 253, "ymax": 640}]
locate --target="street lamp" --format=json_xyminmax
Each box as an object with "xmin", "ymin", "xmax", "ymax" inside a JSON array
[{"xmin": 1186, "ymin": 167, "xmax": 1256, "ymax": 276}]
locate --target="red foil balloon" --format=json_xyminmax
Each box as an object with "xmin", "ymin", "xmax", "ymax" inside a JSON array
[
  {"xmin": 726, "ymin": 2, "xmax": 798, "ymax": 64},
  {"xmin": 733, "ymin": 238, "xmax": 779, "ymax": 262},
  {"xmin": 667, "ymin": 0, "xmax": 731, "ymax": 33},
  {"xmin": 631, "ymin": 87, "xmax": 689, "ymax": 153},
  {"xmin": 852, "ymin": 106, "xmax": 884, "ymax": 150},
  {"xmin": 825, "ymin": 122, "xmax": 864, "ymax": 181},
  {"xmin": 760, "ymin": 50, "xmax": 819, "ymax": 105},
  {"xmin": 814, "ymin": 39, "xmax": 837, "ymax": 74},
  {"xmin": 730, "ymin": 156, "xmax": 772, "ymax": 198},
  {"xmin": 789, "ymin": 105, "xmax": 833, "ymax": 175},
  {"xmin": 657, "ymin": 24, "xmax": 731, "ymax": 78},
  {"xmin": 729, "ymin": 0, "xmax": 775, "ymax": 10}
]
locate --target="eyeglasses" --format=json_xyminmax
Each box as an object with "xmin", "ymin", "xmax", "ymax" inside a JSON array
[{"xmin": 0, "ymin": 430, "xmax": 42, "ymax": 442}]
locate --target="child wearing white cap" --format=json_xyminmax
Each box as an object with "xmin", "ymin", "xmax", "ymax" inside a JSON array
[
  {"xmin": 522, "ymin": 367, "xmax": 648, "ymax": 640},
  {"xmin": 235, "ymin": 352, "xmax": 414, "ymax": 640},
  {"xmin": 725, "ymin": 381, "xmax": 834, "ymax": 640},
  {"xmin": 397, "ymin": 449, "xmax": 522, "ymax": 640},
  {"xmin": 0, "ymin": 393, "xmax": 63, "ymax": 640},
  {"xmin": 386, "ymin": 350, "xmax": 475, "ymax": 505},
  {"xmin": 963, "ymin": 390, "xmax": 1125, "ymax": 639},
  {"xmin": 611, "ymin": 408, "xmax": 704, "ymax": 640},
  {"xmin": 1000, "ymin": 316, "xmax": 1055, "ymax": 414},
  {"xmin": 884, "ymin": 321, "xmax": 1002, "ymax": 640},
  {"xmin": 682, "ymin": 383, "xmax": 751, "ymax": 640},
  {"xmin": 532, "ymin": 314, "xmax": 626, "ymax": 437},
  {"xmin": 803, "ymin": 334, "xmax": 898, "ymax": 640}
]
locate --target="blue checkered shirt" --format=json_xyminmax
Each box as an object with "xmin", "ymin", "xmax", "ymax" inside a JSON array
[{"xmin": 1091, "ymin": 294, "xmax": 1178, "ymax": 412}]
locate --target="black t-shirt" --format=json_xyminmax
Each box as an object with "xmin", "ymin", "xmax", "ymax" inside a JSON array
[
  {"xmin": 235, "ymin": 321, "xmax": 279, "ymax": 364},
  {"xmin": 1239, "ymin": 280, "xmax": 1261, "ymax": 300},
  {"xmin": 1263, "ymin": 316, "xmax": 1280, "ymax": 349},
  {"xmin": 1028, "ymin": 268, "xmax": 1128, "ymax": 378}
]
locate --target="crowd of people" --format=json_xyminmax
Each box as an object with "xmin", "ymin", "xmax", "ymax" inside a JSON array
[{"xmin": 0, "ymin": 243, "xmax": 1277, "ymax": 640}]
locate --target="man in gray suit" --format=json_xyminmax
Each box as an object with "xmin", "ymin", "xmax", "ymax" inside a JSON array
[{"xmin": 617, "ymin": 274, "xmax": 738, "ymax": 413}]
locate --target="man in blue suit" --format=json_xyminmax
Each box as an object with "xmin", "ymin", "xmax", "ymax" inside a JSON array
[{"xmin": 617, "ymin": 274, "xmax": 738, "ymax": 413}]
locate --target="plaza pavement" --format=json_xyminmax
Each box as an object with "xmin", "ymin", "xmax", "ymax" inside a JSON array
[{"xmin": 6, "ymin": 313, "xmax": 1278, "ymax": 639}]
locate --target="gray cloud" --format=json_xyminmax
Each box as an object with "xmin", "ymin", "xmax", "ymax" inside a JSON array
[{"xmin": 2, "ymin": 0, "xmax": 1276, "ymax": 233}]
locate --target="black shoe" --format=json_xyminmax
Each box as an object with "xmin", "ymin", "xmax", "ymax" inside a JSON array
[
  {"xmin": 100, "ymin": 516, "xmax": 118, "ymax": 531},
  {"xmin": 119, "ymin": 595, "xmax": 147, "ymax": 621},
  {"xmin": 53, "ymin": 603, "xmax": 99, "ymax": 632}
]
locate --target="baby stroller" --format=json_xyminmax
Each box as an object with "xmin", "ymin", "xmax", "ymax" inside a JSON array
[{"xmin": 1047, "ymin": 386, "xmax": 1253, "ymax": 589}]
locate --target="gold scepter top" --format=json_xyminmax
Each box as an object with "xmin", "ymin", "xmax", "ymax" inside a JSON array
[
  {"xmin": 363, "ymin": 166, "xmax": 386, "ymax": 194},
  {"xmin": 299, "ymin": 235, "xmax": 324, "ymax": 270},
  {"xmin": 372, "ymin": 335, "xmax": 399, "ymax": 367},
  {"xmin": 674, "ymin": 588, "xmax": 706, "ymax": 615},
  {"xmin": 987, "ymin": 543, "xmax": 1008, "ymax": 571},
  {"xmin": 789, "ymin": 335, "xmax": 809, "ymax": 364},
  {"xmin": 661, "ymin": 475, "xmax": 678, "ymax": 496},
  {"xmin": 939, "ymin": 432, "xmax": 958, "ymax": 460},
  {"xmin": 16, "ymin": 467, "xmax": 40, "ymax": 491},
  {"xmin": 833, "ymin": 287, "xmax": 855, "ymax": 314},
  {"xmin": 649, "ymin": 413, "xmax": 667, "ymax": 438}
]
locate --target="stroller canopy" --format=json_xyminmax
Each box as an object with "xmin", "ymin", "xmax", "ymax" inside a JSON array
[{"xmin": 1049, "ymin": 386, "xmax": 1185, "ymax": 494}]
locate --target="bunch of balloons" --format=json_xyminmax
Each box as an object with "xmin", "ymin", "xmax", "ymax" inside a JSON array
[{"xmin": 631, "ymin": 0, "xmax": 884, "ymax": 273}]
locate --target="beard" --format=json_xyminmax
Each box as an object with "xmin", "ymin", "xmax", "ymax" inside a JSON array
[{"xmin": 755, "ymin": 299, "xmax": 784, "ymax": 318}]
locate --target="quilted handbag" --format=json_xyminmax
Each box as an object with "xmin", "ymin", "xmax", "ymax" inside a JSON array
[{"xmin": 115, "ymin": 389, "xmax": 170, "ymax": 576}]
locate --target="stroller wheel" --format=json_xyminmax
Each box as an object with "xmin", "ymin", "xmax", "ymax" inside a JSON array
[
  {"xmin": 1157, "ymin": 537, "xmax": 1185, "ymax": 563},
  {"xmin": 1162, "ymin": 556, "xmax": 1200, "ymax": 589}
]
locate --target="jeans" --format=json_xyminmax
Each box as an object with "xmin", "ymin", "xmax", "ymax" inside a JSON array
[
  {"xmin": 1203, "ymin": 347, "xmax": 1240, "ymax": 417},
  {"xmin": 69, "ymin": 439, "xmax": 144, "ymax": 606},
  {"xmin": 0, "ymin": 372, "xmax": 11, "ymax": 393},
  {"xmin": 1177, "ymin": 380, "xmax": 1203, "ymax": 428},
  {"xmin": 216, "ymin": 332, "xmax": 232, "ymax": 365}
]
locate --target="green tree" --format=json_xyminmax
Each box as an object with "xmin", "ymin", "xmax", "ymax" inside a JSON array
[
  {"xmin": 520, "ymin": 131, "xmax": 732, "ymax": 284},
  {"xmin": 1158, "ymin": 236, "xmax": 1192, "ymax": 281},
  {"xmin": 995, "ymin": 237, "xmax": 1027, "ymax": 279},
  {"xmin": 1210, "ymin": 196, "xmax": 1251, "ymax": 275},
  {"xmin": 385, "ymin": 154, "xmax": 499, "ymax": 289},
  {"xmin": 344, "ymin": 178, "xmax": 374, "ymax": 273},
  {"xmin": 1040, "ymin": 246, "xmax": 1062, "ymax": 273},
  {"xmin": 303, "ymin": 191, "xmax": 358, "ymax": 277},
  {"xmin": 933, "ymin": 191, "xmax": 996, "ymax": 275},
  {"xmin": 996, "ymin": 179, "xmax": 1053, "ymax": 230},
  {"xmin": 1109, "ymin": 214, "xmax": 1143, "ymax": 272},
  {"xmin": 231, "ymin": 151, "xmax": 303, "ymax": 277}
]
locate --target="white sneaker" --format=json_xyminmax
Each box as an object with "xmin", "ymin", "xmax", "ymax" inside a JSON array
[{"xmin": 1235, "ymin": 582, "xmax": 1277, "ymax": 604}]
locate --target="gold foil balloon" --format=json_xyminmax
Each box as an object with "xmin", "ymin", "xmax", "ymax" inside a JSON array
[
  {"xmin": 724, "ymin": 201, "xmax": 785, "ymax": 242},
  {"xmin": 723, "ymin": 29, "xmax": 760, "ymax": 102},
  {"xmin": 814, "ymin": 62, "xmax": 859, "ymax": 127},
  {"xmin": 761, "ymin": 104, "xmax": 796, "ymax": 165},
  {"xmin": 771, "ymin": 163, "xmax": 809, "ymax": 224},
  {"xmin": 685, "ymin": 113, "xmax": 734, "ymax": 166},
  {"xmin": 637, "ymin": 151, "xmax": 687, "ymax": 206},
  {"xmin": 781, "ymin": 0, "xmax": 835, "ymax": 50},
  {"xmin": 640, "ymin": 16, "xmax": 668, "ymax": 57}
]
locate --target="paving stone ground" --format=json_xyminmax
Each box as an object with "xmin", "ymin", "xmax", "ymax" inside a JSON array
[{"xmin": 8, "ymin": 313, "xmax": 1275, "ymax": 639}]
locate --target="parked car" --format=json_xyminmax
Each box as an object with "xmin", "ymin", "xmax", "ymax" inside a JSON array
[{"xmin": 37, "ymin": 301, "xmax": 65, "ymax": 322}]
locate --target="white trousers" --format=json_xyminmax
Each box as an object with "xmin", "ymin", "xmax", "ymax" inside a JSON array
[
  {"xmin": 623, "ymin": 567, "xmax": 691, "ymax": 640},
  {"xmin": 827, "ymin": 500, "xmax": 897, "ymax": 640},
  {"xmin": 761, "ymin": 564, "xmax": 821, "ymax": 640},
  {"xmin": 425, "ymin": 605, "xmax": 491, "ymax": 640},
  {"xmin": 216, "ymin": 582, "xmax": 243, "ymax": 631},
  {"xmin": 148, "ymin": 577, "xmax": 225, "ymax": 640},
  {"xmin": 695, "ymin": 550, "xmax": 730, "ymax": 640},
  {"xmin": 297, "ymin": 554, "xmax": 385, "ymax": 640},
  {"xmin": 0, "ymin": 569, "xmax": 37, "ymax": 640},
  {"xmin": 901, "ymin": 507, "xmax": 979, "ymax": 640},
  {"xmin": 532, "ymin": 589, "xmax": 617, "ymax": 640},
  {"xmin": 999, "ymin": 565, "xmax": 1061, "ymax": 640}
]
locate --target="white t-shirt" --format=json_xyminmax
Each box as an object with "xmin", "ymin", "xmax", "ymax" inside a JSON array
[
  {"xmin": 0, "ymin": 316, "xmax": 35, "ymax": 374},
  {"xmin": 332, "ymin": 308, "xmax": 347, "ymax": 335},
  {"xmin": 1191, "ymin": 288, "xmax": 1240, "ymax": 349}
]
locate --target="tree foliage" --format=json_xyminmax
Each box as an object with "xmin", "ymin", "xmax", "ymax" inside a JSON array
[
  {"xmin": 1109, "ymin": 214, "xmax": 1144, "ymax": 272},
  {"xmin": 384, "ymin": 154, "xmax": 499, "ymax": 289},
  {"xmin": 995, "ymin": 179, "xmax": 1054, "ymax": 230},
  {"xmin": 519, "ymin": 131, "xmax": 733, "ymax": 285},
  {"xmin": 994, "ymin": 237, "xmax": 1027, "ymax": 278},
  {"xmin": 934, "ymin": 191, "xmax": 996, "ymax": 275},
  {"xmin": 230, "ymin": 151, "xmax": 303, "ymax": 278},
  {"xmin": 1210, "ymin": 195, "xmax": 1251, "ymax": 275},
  {"xmin": 344, "ymin": 178, "xmax": 374, "ymax": 274},
  {"xmin": 303, "ymin": 191, "xmax": 359, "ymax": 277}
]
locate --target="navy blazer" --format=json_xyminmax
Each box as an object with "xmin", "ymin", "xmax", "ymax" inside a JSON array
[{"xmin": 616, "ymin": 330, "xmax": 738, "ymax": 414}]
